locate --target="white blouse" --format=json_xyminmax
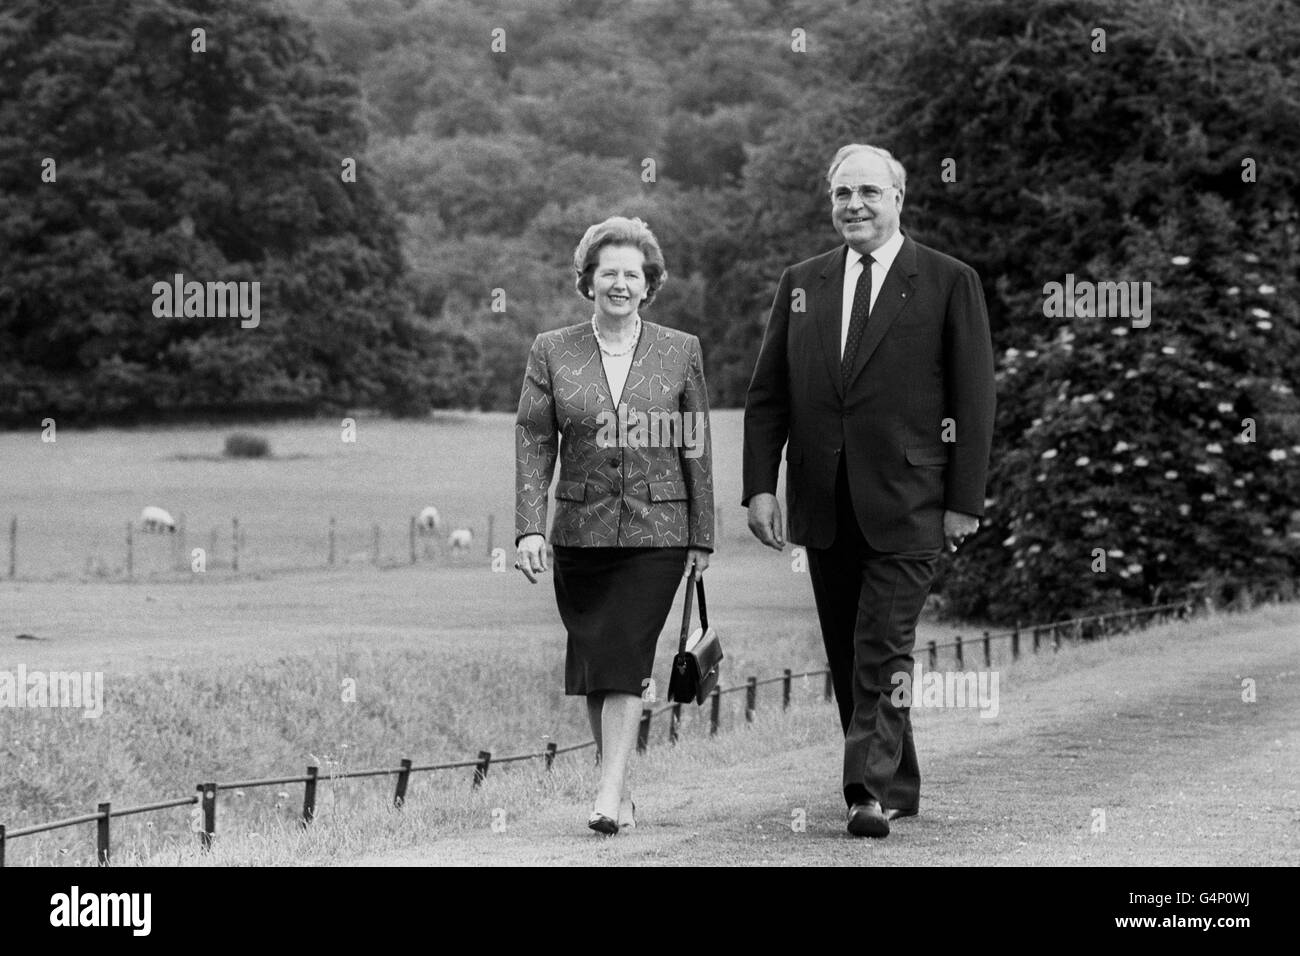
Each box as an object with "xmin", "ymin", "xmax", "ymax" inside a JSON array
[{"xmin": 601, "ymin": 350, "xmax": 634, "ymax": 405}]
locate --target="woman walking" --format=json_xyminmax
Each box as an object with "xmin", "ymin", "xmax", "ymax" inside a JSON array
[{"xmin": 515, "ymin": 216, "xmax": 715, "ymax": 835}]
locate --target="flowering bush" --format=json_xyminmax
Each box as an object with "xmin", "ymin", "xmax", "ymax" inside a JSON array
[{"xmin": 938, "ymin": 201, "xmax": 1300, "ymax": 622}]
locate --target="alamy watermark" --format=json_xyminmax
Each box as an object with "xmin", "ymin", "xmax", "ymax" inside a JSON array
[
  {"xmin": 152, "ymin": 273, "xmax": 260, "ymax": 328},
  {"xmin": 890, "ymin": 661, "xmax": 999, "ymax": 718},
  {"xmin": 1042, "ymin": 273, "xmax": 1151, "ymax": 328},
  {"xmin": 595, "ymin": 405, "xmax": 705, "ymax": 459},
  {"xmin": 1, "ymin": 666, "xmax": 104, "ymax": 718}
]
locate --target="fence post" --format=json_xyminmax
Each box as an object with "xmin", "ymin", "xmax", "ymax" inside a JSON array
[
  {"xmin": 782, "ymin": 668, "xmax": 792, "ymax": 710},
  {"xmin": 125, "ymin": 520, "xmax": 133, "ymax": 579},
  {"xmin": 472, "ymin": 751, "xmax": 491, "ymax": 788},
  {"xmin": 637, "ymin": 707, "xmax": 652, "ymax": 753},
  {"xmin": 1012, "ymin": 621, "xmax": 1021, "ymax": 660},
  {"xmin": 745, "ymin": 677, "xmax": 757, "ymax": 722},
  {"xmin": 328, "ymin": 516, "xmax": 336, "ymax": 566},
  {"xmin": 710, "ymin": 687, "xmax": 721, "ymax": 735},
  {"xmin": 1032, "ymin": 626, "xmax": 1041, "ymax": 653},
  {"xmin": 983, "ymin": 631, "xmax": 992, "ymax": 668},
  {"xmin": 176, "ymin": 512, "xmax": 187, "ymax": 571},
  {"xmin": 928, "ymin": 640, "xmax": 937, "ymax": 669},
  {"xmin": 8, "ymin": 515, "xmax": 16, "ymax": 579},
  {"xmin": 487, "ymin": 514, "xmax": 495, "ymax": 556},
  {"xmin": 1053, "ymin": 624, "xmax": 1062, "ymax": 653},
  {"xmin": 955, "ymin": 635, "xmax": 964, "ymax": 668},
  {"xmin": 199, "ymin": 782, "xmax": 216, "ymax": 851},
  {"xmin": 96, "ymin": 802, "xmax": 110, "ymax": 866},
  {"xmin": 823, "ymin": 667, "xmax": 833, "ymax": 702},
  {"xmin": 669, "ymin": 703, "xmax": 682, "ymax": 744},
  {"xmin": 231, "ymin": 517, "xmax": 240, "ymax": 572},
  {"xmin": 0, "ymin": 823, "xmax": 5, "ymax": 867},
  {"xmin": 409, "ymin": 516, "xmax": 417, "ymax": 564},
  {"xmin": 394, "ymin": 758, "xmax": 412, "ymax": 809},
  {"xmin": 301, "ymin": 765, "xmax": 318, "ymax": 826},
  {"xmin": 544, "ymin": 742, "xmax": 557, "ymax": 770}
]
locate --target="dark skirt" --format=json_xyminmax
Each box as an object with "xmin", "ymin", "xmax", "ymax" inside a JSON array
[{"xmin": 553, "ymin": 546, "xmax": 688, "ymax": 696}]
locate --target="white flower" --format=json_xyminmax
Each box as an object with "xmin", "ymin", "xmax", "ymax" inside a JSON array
[
  {"xmin": 1178, "ymin": 504, "xmax": 1191, "ymax": 516},
  {"xmin": 1161, "ymin": 346, "xmax": 1177, "ymax": 355},
  {"xmin": 1079, "ymin": 393, "xmax": 1096, "ymax": 403},
  {"xmin": 1113, "ymin": 463, "xmax": 1124, "ymax": 473},
  {"xmin": 1113, "ymin": 327, "xmax": 1129, "ymax": 336},
  {"xmin": 1081, "ymin": 508, "xmax": 1097, "ymax": 518},
  {"xmin": 1124, "ymin": 369, "xmax": 1139, "ymax": 379},
  {"xmin": 1195, "ymin": 463, "xmax": 1214, "ymax": 474},
  {"xmin": 1005, "ymin": 347, "xmax": 1020, "ymax": 358},
  {"xmin": 1107, "ymin": 549, "xmax": 1124, "ymax": 558},
  {"xmin": 1257, "ymin": 320, "xmax": 1273, "ymax": 330},
  {"xmin": 1041, "ymin": 449, "xmax": 1058, "ymax": 459},
  {"xmin": 1113, "ymin": 441, "xmax": 1131, "ymax": 453},
  {"xmin": 1101, "ymin": 390, "xmax": 1114, "ymax": 400},
  {"xmin": 1216, "ymin": 402, "xmax": 1233, "ymax": 413},
  {"xmin": 1200, "ymin": 493, "xmax": 1215, "ymax": 503},
  {"xmin": 1075, "ymin": 456, "xmax": 1091, "ymax": 466},
  {"xmin": 1002, "ymin": 535, "xmax": 1017, "ymax": 547},
  {"xmin": 1025, "ymin": 350, "xmax": 1038, "ymax": 358},
  {"xmin": 1268, "ymin": 449, "xmax": 1288, "ymax": 461},
  {"xmin": 1126, "ymin": 563, "xmax": 1143, "ymax": 574},
  {"xmin": 1251, "ymin": 307, "xmax": 1271, "ymax": 319},
  {"xmin": 1164, "ymin": 470, "xmax": 1179, "ymax": 480},
  {"xmin": 1259, "ymin": 284, "xmax": 1276, "ymax": 294},
  {"xmin": 1206, "ymin": 443, "xmax": 1223, "ymax": 454},
  {"xmin": 1227, "ymin": 286, "xmax": 1240, "ymax": 296},
  {"xmin": 1027, "ymin": 544, "xmax": 1042, "ymax": 554},
  {"xmin": 1170, "ymin": 255, "xmax": 1190, "ymax": 266},
  {"xmin": 1233, "ymin": 478, "xmax": 1245, "ymax": 487},
  {"xmin": 1134, "ymin": 456, "xmax": 1149, "ymax": 467},
  {"xmin": 1243, "ymin": 253, "xmax": 1260, "ymax": 263}
]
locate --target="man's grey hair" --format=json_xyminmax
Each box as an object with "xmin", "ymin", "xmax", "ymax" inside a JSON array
[{"xmin": 826, "ymin": 144, "xmax": 907, "ymax": 193}]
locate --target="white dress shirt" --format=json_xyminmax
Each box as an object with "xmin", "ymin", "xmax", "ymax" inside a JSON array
[{"xmin": 840, "ymin": 229, "xmax": 905, "ymax": 358}]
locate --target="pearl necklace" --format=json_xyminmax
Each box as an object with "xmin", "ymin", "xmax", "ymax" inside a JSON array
[{"xmin": 592, "ymin": 313, "xmax": 641, "ymax": 357}]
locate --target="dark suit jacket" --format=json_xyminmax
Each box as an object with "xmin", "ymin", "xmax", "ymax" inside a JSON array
[
  {"xmin": 742, "ymin": 234, "xmax": 995, "ymax": 552},
  {"xmin": 516, "ymin": 320, "xmax": 715, "ymax": 550}
]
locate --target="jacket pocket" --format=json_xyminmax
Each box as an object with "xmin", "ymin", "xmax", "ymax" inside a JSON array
[
  {"xmin": 554, "ymin": 479, "xmax": 587, "ymax": 501},
  {"xmin": 905, "ymin": 446, "xmax": 949, "ymax": 466},
  {"xmin": 648, "ymin": 479, "xmax": 688, "ymax": 502}
]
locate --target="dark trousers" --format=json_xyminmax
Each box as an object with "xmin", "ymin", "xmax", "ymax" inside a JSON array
[{"xmin": 806, "ymin": 458, "xmax": 941, "ymax": 810}]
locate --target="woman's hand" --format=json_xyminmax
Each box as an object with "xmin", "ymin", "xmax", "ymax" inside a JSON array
[
  {"xmin": 516, "ymin": 534, "xmax": 549, "ymax": 577},
  {"xmin": 685, "ymin": 547, "xmax": 710, "ymax": 576}
]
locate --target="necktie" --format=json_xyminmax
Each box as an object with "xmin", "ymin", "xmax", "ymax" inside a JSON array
[{"xmin": 841, "ymin": 254, "xmax": 875, "ymax": 385}]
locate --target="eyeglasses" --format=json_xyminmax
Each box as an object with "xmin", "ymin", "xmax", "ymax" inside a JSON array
[{"xmin": 829, "ymin": 183, "xmax": 900, "ymax": 206}]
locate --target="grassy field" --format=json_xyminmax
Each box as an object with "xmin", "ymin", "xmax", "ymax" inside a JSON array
[
  {"xmin": 0, "ymin": 411, "xmax": 865, "ymax": 864},
  {"xmin": 3, "ymin": 413, "xmax": 1295, "ymax": 866}
]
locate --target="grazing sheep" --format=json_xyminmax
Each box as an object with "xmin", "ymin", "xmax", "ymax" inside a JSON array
[
  {"xmin": 448, "ymin": 528, "xmax": 473, "ymax": 553},
  {"xmin": 417, "ymin": 506, "xmax": 443, "ymax": 536},
  {"xmin": 140, "ymin": 506, "xmax": 176, "ymax": 534}
]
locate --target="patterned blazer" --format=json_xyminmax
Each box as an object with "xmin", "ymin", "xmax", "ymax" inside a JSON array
[{"xmin": 516, "ymin": 320, "xmax": 715, "ymax": 550}]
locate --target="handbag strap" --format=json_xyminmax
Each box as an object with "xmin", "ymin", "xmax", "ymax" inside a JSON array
[{"xmin": 677, "ymin": 567, "xmax": 708, "ymax": 654}]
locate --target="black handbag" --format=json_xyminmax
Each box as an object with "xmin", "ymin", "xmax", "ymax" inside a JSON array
[{"xmin": 667, "ymin": 567, "xmax": 723, "ymax": 705}]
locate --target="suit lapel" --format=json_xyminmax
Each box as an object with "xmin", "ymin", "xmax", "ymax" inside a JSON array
[
  {"xmin": 844, "ymin": 234, "xmax": 919, "ymax": 392},
  {"xmin": 814, "ymin": 246, "xmax": 848, "ymax": 400}
]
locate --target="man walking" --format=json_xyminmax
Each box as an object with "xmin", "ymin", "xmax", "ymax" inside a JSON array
[{"xmin": 742, "ymin": 144, "xmax": 995, "ymax": 837}]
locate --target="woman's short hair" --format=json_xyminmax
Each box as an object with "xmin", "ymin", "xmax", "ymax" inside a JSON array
[{"xmin": 573, "ymin": 216, "xmax": 668, "ymax": 307}]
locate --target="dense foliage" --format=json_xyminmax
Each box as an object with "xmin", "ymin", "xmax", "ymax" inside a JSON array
[{"xmin": 3, "ymin": 0, "xmax": 1296, "ymax": 617}]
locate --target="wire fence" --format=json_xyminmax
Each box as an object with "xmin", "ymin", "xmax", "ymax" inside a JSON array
[
  {"xmin": 0, "ymin": 593, "xmax": 1199, "ymax": 866},
  {"xmin": 4, "ymin": 511, "xmax": 504, "ymax": 582}
]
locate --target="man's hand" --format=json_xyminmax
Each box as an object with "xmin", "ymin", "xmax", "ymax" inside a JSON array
[
  {"xmin": 685, "ymin": 547, "xmax": 711, "ymax": 576},
  {"xmin": 516, "ymin": 533, "xmax": 548, "ymax": 576},
  {"xmin": 747, "ymin": 493, "xmax": 785, "ymax": 551},
  {"xmin": 943, "ymin": 510, "xmax": 979, "ymax": 553}
]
